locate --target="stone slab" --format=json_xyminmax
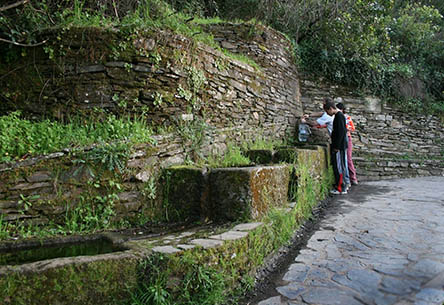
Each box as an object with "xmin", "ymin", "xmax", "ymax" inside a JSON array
[
  {"xmin": 209, "ymin": 231, "xmax": 248, "ymax": 241},
  {"xmin": 233, "ymin": 222, "xmax": 263, "ymax": 231},
  {"xmin": 151, "ymin": 246, "xmax": 181, "ymax": 254},
  {"xmin": 190, "ymin": 238, "xmax": 224, "ymax": 249},
  {"xmin": 176, "ymin": 244, "xmax": 196, "ymax": 250}
]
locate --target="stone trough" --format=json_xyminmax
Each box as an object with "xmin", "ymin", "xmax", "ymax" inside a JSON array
[
  {"xmin": 163, "ymin": 145, "xmax": 328, "ymax": 223},
  {"xmin": 0, "ymin": 221, "xmax": 266, "ymax": 305},
  {"xmin": 0, "ymin": 145, "xmax": 330, "ymax": 304}
]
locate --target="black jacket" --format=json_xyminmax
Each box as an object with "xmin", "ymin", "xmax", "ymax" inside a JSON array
[{"xmin": 331, "ymin": 111, "xmax": 348, "ymax": 151}]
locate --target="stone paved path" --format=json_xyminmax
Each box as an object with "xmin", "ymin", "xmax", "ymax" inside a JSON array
[{"xmin": 255, "ymin": 176, "xmax": 444, "ymax": 305}]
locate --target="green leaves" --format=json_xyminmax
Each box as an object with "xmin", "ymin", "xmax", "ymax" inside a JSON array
[
  {"xmin": 0, "ymin": 112, "xmax": 154, "ymax": 163},
  {"xmin": 295, "ymin": 0, "xmax": 444, "ymax": 111}
]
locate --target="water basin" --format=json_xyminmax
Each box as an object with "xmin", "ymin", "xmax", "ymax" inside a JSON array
[{"xmin": 0, "ymin": 237, "xmax": 127, "ymax": 266}]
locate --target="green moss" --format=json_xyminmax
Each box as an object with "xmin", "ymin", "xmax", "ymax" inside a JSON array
[
  {"xmin": 130, "ymin": 161, "xmax": 328, "ymax": 304},
  {"xmin": 0, "ymin": 256, "xmax": 138, "ymax": 305},
  {"xmin": 1, "ymin": 145, "xmax": 332, "ymax": 305}
]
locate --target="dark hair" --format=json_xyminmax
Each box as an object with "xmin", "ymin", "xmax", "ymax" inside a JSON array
[
  {"xmin": 336, "ymin": 102, "xmax": 346, "ymax": 113},
  {"xmin": 323, "ymin": 100, "xmax": 336, "ymax": 111},
  {"xmin": 323, "ymin": 97, "xmax": 333, "ymax": 105}
]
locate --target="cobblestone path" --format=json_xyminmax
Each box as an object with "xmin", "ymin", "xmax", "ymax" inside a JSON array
[{"xmin": 255, "ymin": 176, "xmax": 444, "ymax": 305}]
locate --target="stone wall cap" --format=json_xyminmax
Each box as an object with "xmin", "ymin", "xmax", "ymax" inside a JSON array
[
  {"xmin": 190, "ymin": 238, "xmax": 224, "ymax": 249},
  {"xmin": 209, "ymin": 231, "xmax": 248, "ymax": 241},
  {"xmin": 232, "ymin": 222, "xmax": 264, "ymax": 231}
]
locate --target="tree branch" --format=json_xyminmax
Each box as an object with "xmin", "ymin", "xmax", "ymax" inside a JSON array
[
  {"xmin": 0, "ymin": 0, "xmax": 29, "ymax": 12},
  {"xmin": 0, "ymin": 37, "xmax": 48, "ymax": 47}
]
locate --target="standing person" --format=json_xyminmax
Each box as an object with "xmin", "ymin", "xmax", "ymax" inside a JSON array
[
  {"xmin": 336, "ymin": 103, "xmax": 358, "ymax": 185},
  {"xmin": 324, "ymin": 101, "xmax": 348, "ymax": 194}
]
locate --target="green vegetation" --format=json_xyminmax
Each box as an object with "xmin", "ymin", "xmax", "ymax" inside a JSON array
[
  {"xmin": 241, "ymin": 133, "xmax": 284, "ymax": 151},
  {"xmin": 1, "ymin": 0, "xmax": 443, "ymax": 119},
  {"xmin": 0, "ymin": 0, "xmax": 212, "ymax": 47},
  {"xmin": 0, "ymin": 111, "xmax": 154, "ymax": 162},
  {"xmin": 0, "ymin": 256, "xmax": 138, "ymax": 305},
  {"xmin": 128, "ymin": 157, "xmax": 332, "ymax": 305},
  {"xmin": 205, "ymin": 143, "xmax": 252, "ymax": 168},
  {"xmin": 0, "ymin": 0, "xmax": 259, "ymax": 70},
  {"xmin": 221, "ymin": 49, "xmax": 262, "ymax": 71},
  {"xmin": 0, "ymin": 177, "xmax": 127, "ymax": 240},
  {"xmin": 161, "ymin": 0, "xmax": 444, "ymax": 114}
]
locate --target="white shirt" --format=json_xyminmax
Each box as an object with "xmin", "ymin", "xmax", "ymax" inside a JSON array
[{"xmin": 316, "ymin": 112, "xmax": 334, "ymax": 135}]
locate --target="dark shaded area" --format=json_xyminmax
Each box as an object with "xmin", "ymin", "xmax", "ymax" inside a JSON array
[{"xmin": 0, "ymin": 237, "xmax": 126, "ymax": 266}]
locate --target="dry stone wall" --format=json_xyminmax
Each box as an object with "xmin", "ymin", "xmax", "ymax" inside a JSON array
[
  {"xmin": 0, "ymin": 24, "xmax": 302, "ymax": 226},
  {"xmin": 300, "ymin": 77, "xmax": 444, "ymax": 180},
  {"xmin": 1, "ymin": 24, "xmax": 301, "ymax": 138}
]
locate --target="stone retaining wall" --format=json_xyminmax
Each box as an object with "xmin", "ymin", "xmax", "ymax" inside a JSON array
[
  {"xmin": 0, "ymin": 23, "xmax": 303, "ymax": 226},
  {"xmin": 1, "ymin": 24, "xmax": 301, "ymax": 138},
  {"xmin": 0, "ymin": 130, "xmax": 219, "ymax": 225},
  {"xmin": 300, "ymin": 78, "xmax": 444, "ymax": 180}
]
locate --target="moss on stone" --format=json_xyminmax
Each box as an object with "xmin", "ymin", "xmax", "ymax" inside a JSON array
[
  {"xmin": 0, "ymin": 255, "xmax": 138, "ymax": 305},
  {"xmin": 130, "ymin": 162, "xmax": 328, "ymax": 304},
  {"xmin": 208, "ymin": 166, "xmax": 290, "ymax": 222}
]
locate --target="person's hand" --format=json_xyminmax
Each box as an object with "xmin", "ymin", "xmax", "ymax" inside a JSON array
[{"xmin": 301, "ymin": 118, "xmax": 307, "ymax": 123}]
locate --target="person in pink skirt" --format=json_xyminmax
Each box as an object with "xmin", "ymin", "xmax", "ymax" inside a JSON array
[{"xmin": 336, "ymin": 103, "xmax": 358, "ymax": 185}]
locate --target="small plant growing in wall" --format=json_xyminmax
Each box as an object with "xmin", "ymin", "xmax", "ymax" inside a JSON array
[
  {"xmin": 175, "ymin": 66, "xmax": 207, "ymax": 112},
  {"xmin": 124, "ymin": 62, "xmax": 133, "ymax": 73},
  {"xmin": 177, "ymin": 84, "xmax": 193, "ymax": 102},
  {"xmin": 153, "ymin": 92, "xmax": 164, "ymax": 108},
  {"xmin": 187, "ymin": 66, "xmax": 206, "ymax": 95},
  {"xmin": 18, "ymin": 194, "xmax": 40, "ymax": 214},
  {"xmin": 176, "ymin": 117, "xmax": 210, "ymax": 163},
  {"xmin": 142, "ymin": 176, "xmax": 157, "ymax": 200},
  {"xmin": 84, "ymin": 142, "xmax": 131, "ymax": 173},
  {"xmin": 215, "ymin": 58, "xmax": 228, "ymax": 71},
  {"xmin": 131, "ymin": 253, "xmax": 171, "ymax": 304}
]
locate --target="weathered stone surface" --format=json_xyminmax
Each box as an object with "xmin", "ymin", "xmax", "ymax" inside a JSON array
[
  {"xmin": 152, "ymin": 246, "xmax": 181, "ymax": 254},
  {"xmin": 190, "ymin": 238, "xmax": 224, "ymax": 249},
  {"xmin": 276, "ymin": 284, "xmax": 305, "ymax": 299},
  {"xmin": 232, "ymin": 222, "xmax": 263, "ymax": 231},
  {"xmin": 415, "ymin": 288, "xmax": 444, "ymax": 303},
  {"xmin": 256, "ymin": 177, "xmax": 444, "ymax": 305},
  {"xmin": 208, "ymin": 165, "xmax": 290, "ymax": 221},
  {"xmin": 301, "ymin": 288, "xmax": 362, "ymax": 305},
  {"xmin": 209, "ymin": 231, "xmax": 248, "ymax": 241},
  {"xmin": 0, "ymin": 200, "xmax": 18, "ymax": 209},
  {"xmin": 26, "ymin": 171, "xmax": 52, "ymax": 183},
  {"xmin": 257, "ymin": 296, "xmax": 284, "ymax": 305},
  {"xmin": 11, "ymin": 182, "xmax": 51, "ymax": 191},
  {"xmin": 176, "ymin": 244, "xmax": 195, "ymax": 250},
  {"xmin": 78, "ymin": 65, "xmax": 105, "ymax": 73},
  {"xmin": 283, "ymin": 263, "xmax": 309, "ymax": 282}
]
